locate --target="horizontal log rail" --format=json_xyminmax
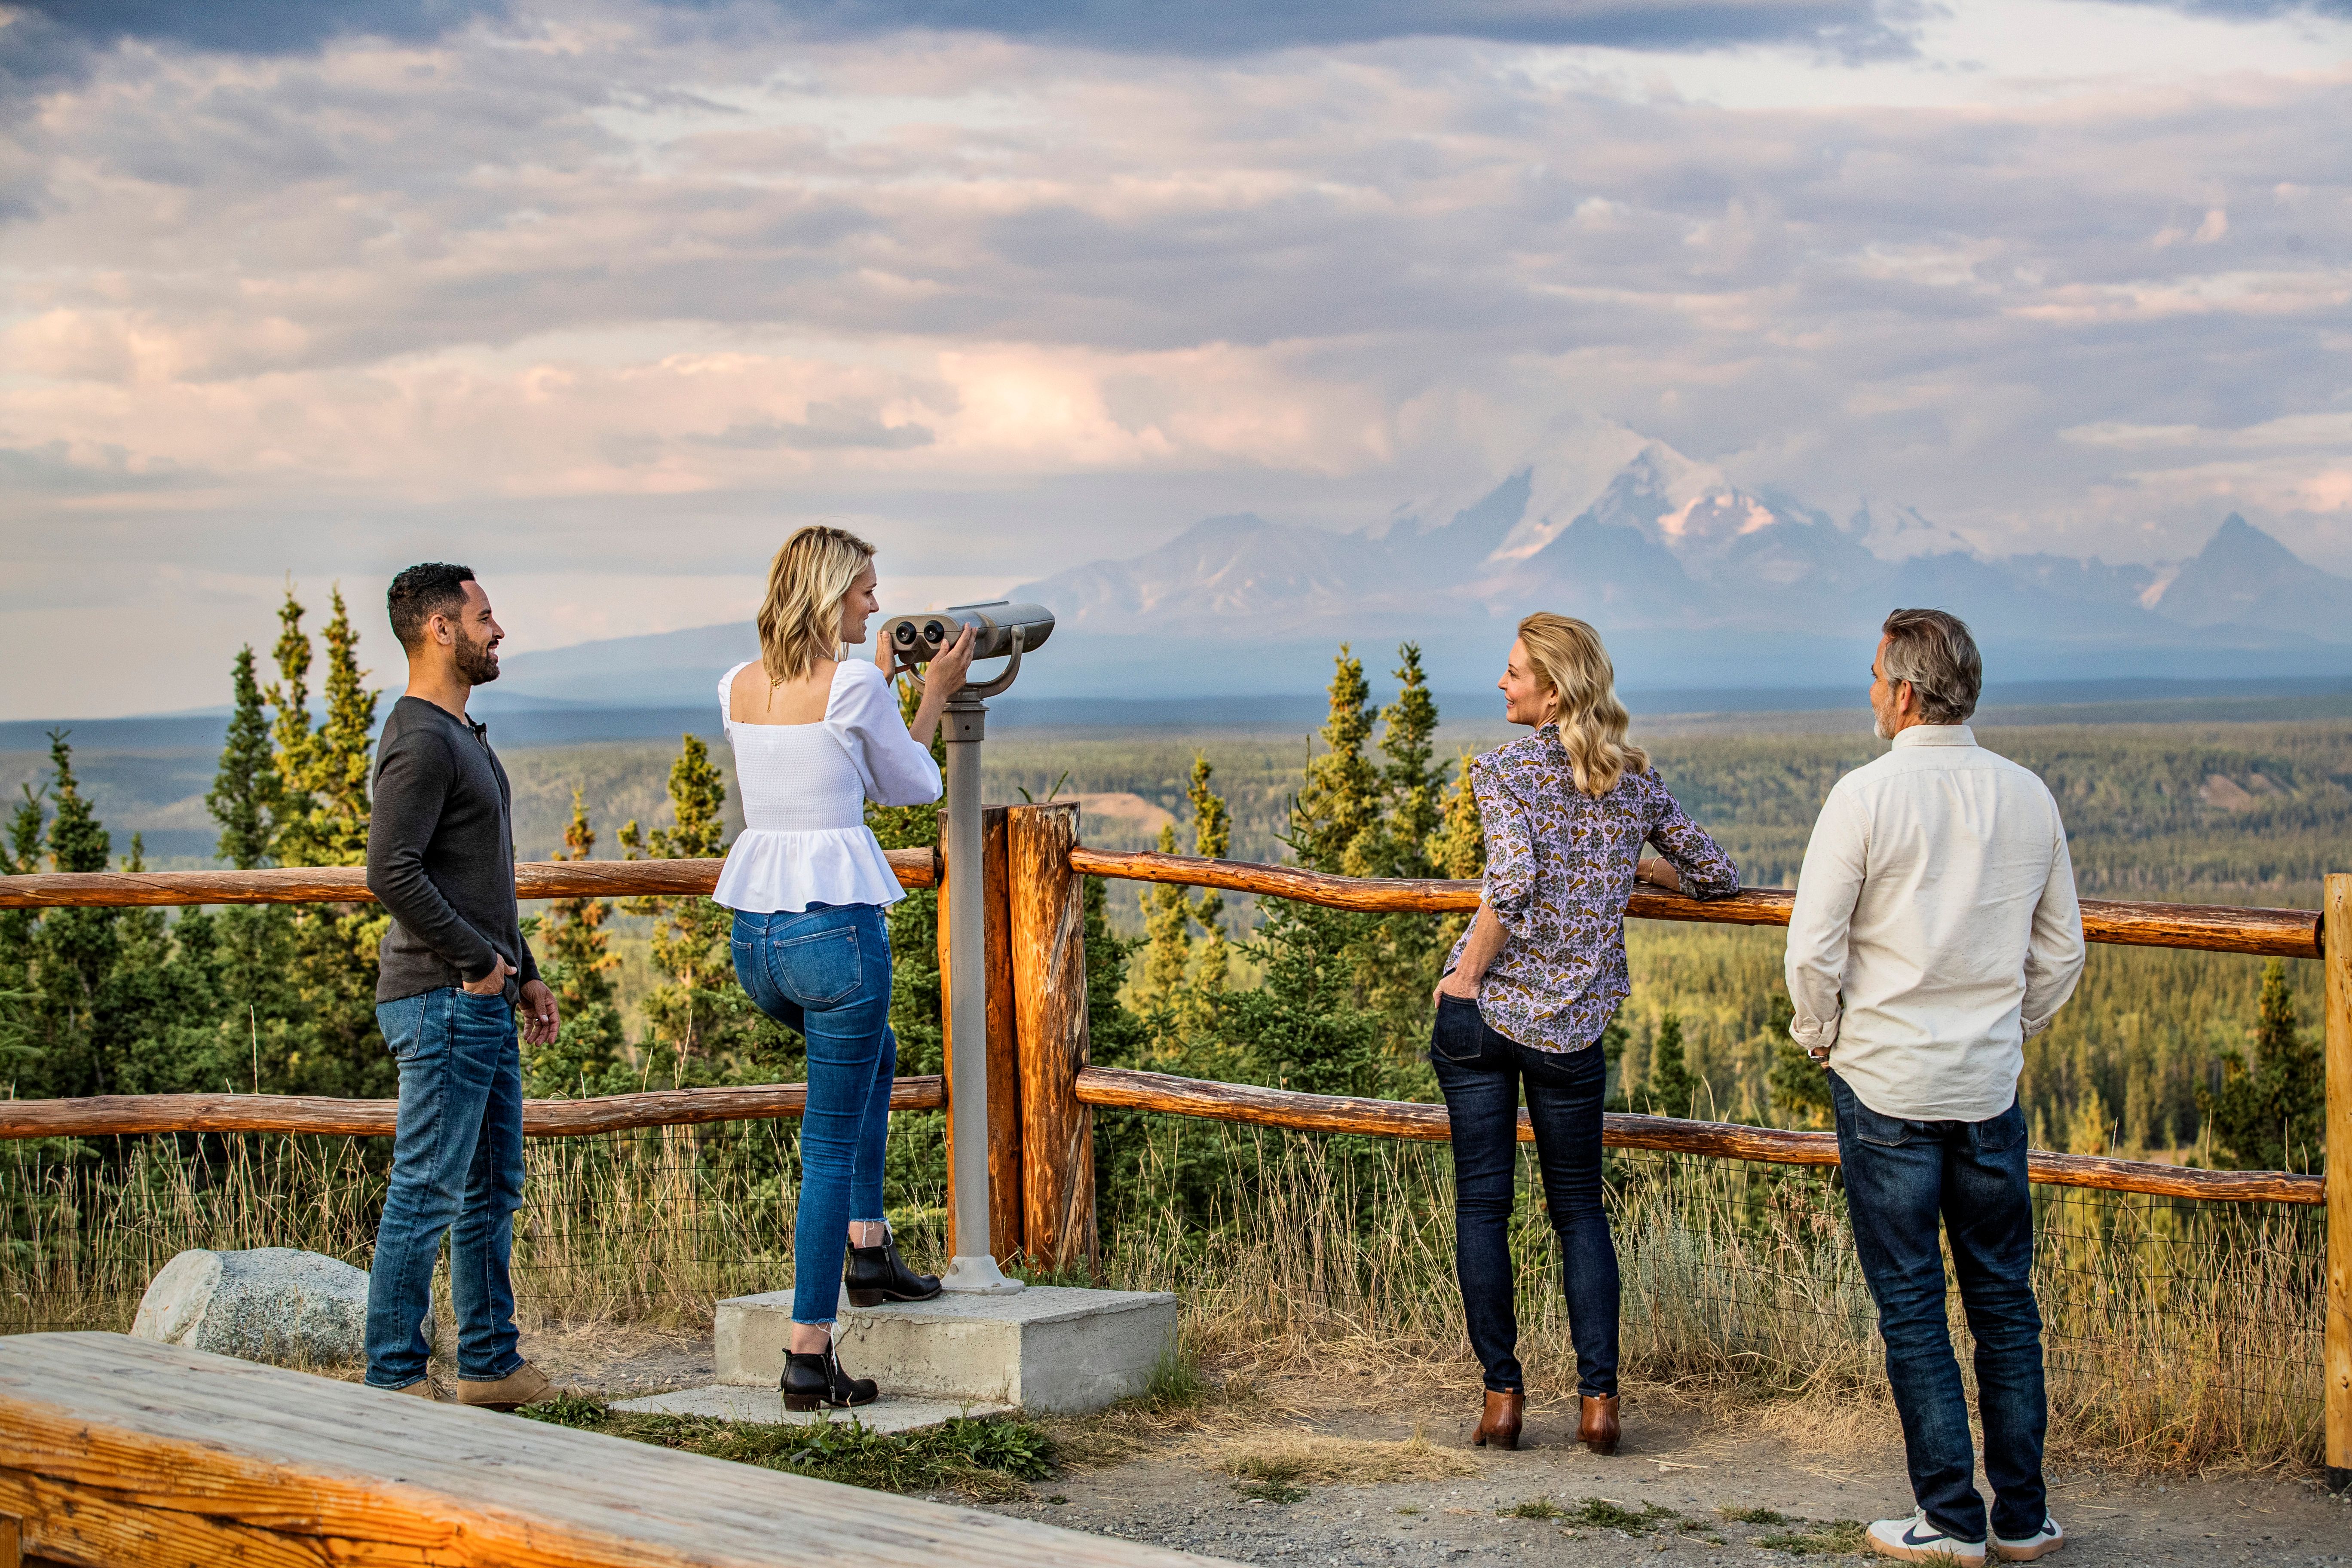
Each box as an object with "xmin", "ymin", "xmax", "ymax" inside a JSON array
[
  {"xmin": 0, "ymin": 848, "xmax": 940, "ymax": 910},
  {"xmin": 1067, "ymin": 847, "xmax": 2325, "ymax": 960},
  {"xmin": 0, "ymin": 1075, "xmax": 945, "ymax": 1140},
  {"xmin": 1074, "ymin": 1065, "xmax": 2325, "ymax": 1206}
]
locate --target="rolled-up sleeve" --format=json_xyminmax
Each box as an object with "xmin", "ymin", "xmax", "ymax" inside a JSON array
[
  {"xmin": 1785, "ymin": 784, "xmax": 1868, "ymax": 1053},
  {"xmin": 1643, "ymin": 773, "xmax": 1739, "ymax": 900},
  {"xmin": 2020, "ymin": 820, "xmax": 2085, "ymax": 1038},
  {"xmin": 835, "ymin": 662, "xmax": 943, "ymax": 807},
  {"xmin": 1470, "ymin": 755, "xmax": 1535, "ymax": 928}
]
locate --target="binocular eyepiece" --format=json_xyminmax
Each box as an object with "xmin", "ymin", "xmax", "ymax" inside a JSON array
[{"xmin": 880, "ymin": 601, "xmax": 1056, "ymax": 666}]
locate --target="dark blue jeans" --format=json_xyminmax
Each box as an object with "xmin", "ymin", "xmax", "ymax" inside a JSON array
[
  {"xmin": 1430, "ymin": 995, "xmax": 1619, "ymax": 1398},
  {"xmin": 732, "ymin": 903, "xmax": 896, "ymax": 1326},
  {"xmin": 1831, "ymin": 1072, "xmax": 2046, "ymax": 1544},
  {"xmin": 365, "ymin": 986, "xmax": 526, "ymax": 1390}
]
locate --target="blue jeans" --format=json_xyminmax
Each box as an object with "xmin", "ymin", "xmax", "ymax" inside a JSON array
[
  {"xmin": 1430, "ymin": 995, "xmax": 1619, "ymax": 1398},
  {"xmin": 732, "ymin": 903, "xmax": 896, "ymax": 1326},
  {"xmin": 365, "ymin": 987, "xmax": 526, "ymax": 1390},
  {"xmin": 1831, "ymin": 1072, "xmax": 2046, "ymax": 1544}
]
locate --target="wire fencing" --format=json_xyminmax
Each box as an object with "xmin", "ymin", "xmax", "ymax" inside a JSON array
[{"xmin": 1, "ymin": 1114, "xmax": 2323, "ymax": 1470}]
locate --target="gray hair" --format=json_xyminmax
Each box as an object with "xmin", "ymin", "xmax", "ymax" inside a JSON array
[{"xmin": 1880, "ymin": 608, "xmax": 1981, "ymax": 724}]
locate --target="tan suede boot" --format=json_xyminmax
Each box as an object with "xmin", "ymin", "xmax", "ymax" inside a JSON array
[
  {"xmin": 455, "ymin": 1362, "xmax": 551, "ymax": 1412},
  {"xmin": 387, "ymin": 1377, "xmax": 441, "ymax": 1401}
]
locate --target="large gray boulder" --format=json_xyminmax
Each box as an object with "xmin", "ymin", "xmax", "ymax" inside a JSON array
[{"xmin": 130, "ymin": 1247, "xmax": 432, "ymax": 1367}]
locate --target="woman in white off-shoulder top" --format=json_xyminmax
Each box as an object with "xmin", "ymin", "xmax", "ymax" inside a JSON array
[{"xmin": 715, "ymin": 525, "xmax": 975, "ymax": 1413}]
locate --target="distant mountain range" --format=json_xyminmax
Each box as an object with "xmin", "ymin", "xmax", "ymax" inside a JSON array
[{"xmin": 494, "ymin": 430, "xmax": 2352, "ymax": 704}]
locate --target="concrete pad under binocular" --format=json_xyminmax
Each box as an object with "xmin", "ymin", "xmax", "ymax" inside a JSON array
[{"xmin": 716, "ymin": 1286, "xmax": 1180, "ymax": 1413}]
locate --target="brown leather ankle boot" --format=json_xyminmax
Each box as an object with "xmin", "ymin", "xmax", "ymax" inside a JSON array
[
  {"xmin": 1578, "ymin": 1393, "xmax": 1620, "ymax": 1455},
  {"xmin": 1473, "ymin": 1389, "xmax": 1524, "ymax": 1450}
]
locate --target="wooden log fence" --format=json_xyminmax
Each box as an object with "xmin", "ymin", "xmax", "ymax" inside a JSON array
[
  {"xmin": 0, "ymin": 847, "xmax": 938, "ymax": 910},
  {"xmin": 1066, "ymin": 846, "xmax": 2327, "ymax": 960},
  {"xmin": 0, "ymin": 1077, "xmax": 944, "ymax": 1141},
  {"xmin": 0, "ymin": 821, "xmax": 2343, "ymax": 1488},
  {"xmin": 1071, "ymin": 1064, "xmax": 2326, "ymax": 1206}
]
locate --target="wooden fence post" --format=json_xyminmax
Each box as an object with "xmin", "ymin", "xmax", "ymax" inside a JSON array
[
  {"xmin": 937, "ymin": 805, "xmax": 1024, "ymax": 1266},
  {"xmin": 1006, "ymin": 802, "xmax": 1096, "ymax": 1272},
  {"xmin": 2325, "ymin": 872, "xmax": 2349, "ymax": 1494}
]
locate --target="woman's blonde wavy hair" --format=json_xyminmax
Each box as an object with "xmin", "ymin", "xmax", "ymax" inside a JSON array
[
  {"xmin": 1517, "ymin": 612, "xmax": 1647, "ymax": 797},
  {"xmin": 758, "ymin": 525, "xmax": 876, "ymax": 685}
]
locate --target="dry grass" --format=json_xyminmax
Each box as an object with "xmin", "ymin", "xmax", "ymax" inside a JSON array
[
  {"xmin": 2, "ymin": 1118, "xmax": 2324, "ymax": 1476},
  {"xmin": 1204, "ymin": 1427, "xmax": 1482, "ymax": 1487}
]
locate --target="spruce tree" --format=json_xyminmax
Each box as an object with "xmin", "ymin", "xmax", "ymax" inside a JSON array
[
  {"xmin": 622, "ymin": 733, "xmax": 743, "ymax": 1083},
  {"xmin": 527, "ymin": 792, "xmax": 629, "ymax": 1097},
  {"xmin": 1182, "ymin": 755, "xmax": 1231, "ymax": 1002},
  {"xmin": 207, "ymin": 645, "xmax": 280, "ymax": 870},
  {"xmin": 1291, "ymin": 646, "xmax": 1378, "ymax": 874},
  {"xmin": 1643, "ymin": 1012, "xmax": 1699, "ymax": 1118},
  {"xmin": 2200, "ymin": 959, "xmax": 2325, "ymax": 1171},
  {"xmin": 1763, "ymin": 990, "xmax": 1831, "ymax": 1128},
  {"xmin": 32, "ymin": 734, "xmax": 120, "ymax": 1095},
  {"xmin": 1363, "ymin": 643, "xmax": 1443, "ymax": 880},
  {"xmin": 261, "ymin": 585, "xmax": 387, "ymax": 1098}
]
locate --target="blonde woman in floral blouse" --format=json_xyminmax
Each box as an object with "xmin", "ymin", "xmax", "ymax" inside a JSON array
[{"xmin": 1433, "ymin": 612, "xmax": 1739, "ymax": 1457}]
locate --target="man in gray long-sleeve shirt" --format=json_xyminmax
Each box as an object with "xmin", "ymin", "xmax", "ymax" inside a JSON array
[{"xmin": 361, "ymin": 562, "xmax": 559, "ymax": 1409}]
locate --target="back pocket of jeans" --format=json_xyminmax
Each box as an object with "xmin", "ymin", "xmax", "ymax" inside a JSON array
[
  {"xmin": 770, "ymin": 927, "xmax": 861, "ymax": 1006},
  {"xmin": 1431, "ymin": 994, "xmax": 1485, "ymax": 1064},
  {"xmin": 1851, "ymin": 1100, "xmax": 1918, "ymax": 1148}
]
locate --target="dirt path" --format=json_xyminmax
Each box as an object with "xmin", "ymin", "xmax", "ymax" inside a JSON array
[
  {"xmin": 521, "ymin": 1326, "xmax": 2350, "ymax": 1565},
  {"xmin": 993, "ymin": 1378, "xmax": 2352, "ymax": 1567}
]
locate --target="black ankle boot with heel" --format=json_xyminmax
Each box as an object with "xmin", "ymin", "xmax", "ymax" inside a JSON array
[
  {"xmin": 781, "ymin": 1343, "xmax": 878, "ymax": 1411},
  {"xmin": 845, "ymin": 1232, "xmax": 943, "ymax": 1308}
]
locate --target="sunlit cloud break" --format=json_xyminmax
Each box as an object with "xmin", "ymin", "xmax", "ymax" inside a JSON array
[{"xmin": 0, "ymin": 0, "xmax": 2349, "ymax": 716}]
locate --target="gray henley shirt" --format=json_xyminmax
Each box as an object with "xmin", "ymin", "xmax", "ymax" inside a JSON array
[{"xmin": 365, "ymin": 695, "xmax": 539, "ymax": 1005}]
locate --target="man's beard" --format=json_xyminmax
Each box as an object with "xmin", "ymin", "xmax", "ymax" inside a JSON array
[
  {"xmin": 1871, "ymin": 694, "xmax": 1895, "ymax": 741},
  {"xmin": 454, "ymin": 629, "xmax": 501, "ymax": 686}
]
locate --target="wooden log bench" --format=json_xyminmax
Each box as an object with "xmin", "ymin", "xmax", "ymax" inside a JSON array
[{"xmin": 0, "ymin": 1333, "xmax": 1231, "ymax": 1568}]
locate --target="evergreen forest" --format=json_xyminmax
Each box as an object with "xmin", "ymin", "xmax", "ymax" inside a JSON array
[{"xmin": 2, "ymin": 597, "xmax": 2337, "ymax": 1199}]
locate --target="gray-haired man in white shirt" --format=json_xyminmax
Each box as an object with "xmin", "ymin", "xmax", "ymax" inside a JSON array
[{"xmin": 1786, "ymin": 608, "xmax": 2084, "ymax": 1567}]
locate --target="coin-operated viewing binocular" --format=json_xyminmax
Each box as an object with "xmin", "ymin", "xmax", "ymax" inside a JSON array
[{"xmin": 878, "ymin": 600, "xmax": 1055, "ymax": 699}]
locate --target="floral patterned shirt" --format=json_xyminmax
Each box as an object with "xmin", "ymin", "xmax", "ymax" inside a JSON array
[{"xmin": 1444, "ymin": 726, "xmax": 1740, "ymax": 1052}]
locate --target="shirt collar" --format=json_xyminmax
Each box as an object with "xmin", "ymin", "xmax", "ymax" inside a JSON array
[{"xmin": 1892, "ymin": 723, "xmax": 1975, "ymax": 749}]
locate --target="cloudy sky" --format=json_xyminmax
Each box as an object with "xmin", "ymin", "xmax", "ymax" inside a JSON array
[{"xmin": 2, "ymin": 0, "xmax": 2348, "ymax": 718}]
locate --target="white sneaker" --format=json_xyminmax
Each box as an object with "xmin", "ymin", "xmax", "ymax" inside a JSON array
[
  {"xmin": 1993, "ymin": 1518, "xmax": 2065, "ymax": 1561},
  {"xmin": 1867, "ymin": 1511, "xmax": 1989, "ymax": 1566}
]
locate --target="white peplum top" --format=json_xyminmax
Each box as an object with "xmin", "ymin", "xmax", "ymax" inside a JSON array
[{"xmin": 710, "ymin": 658, "xmax": 943, "ymax": 913}]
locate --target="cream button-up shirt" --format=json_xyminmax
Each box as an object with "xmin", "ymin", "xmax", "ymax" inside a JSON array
[{"xmin": 1785, "ymin": 724, "xmax": 2085, "ymax": 1123}]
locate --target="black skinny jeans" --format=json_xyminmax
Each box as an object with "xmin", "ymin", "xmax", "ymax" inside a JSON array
[{"xmin": 1430, "ymin": 994, "xmax": 1619, "ymax": 1397}]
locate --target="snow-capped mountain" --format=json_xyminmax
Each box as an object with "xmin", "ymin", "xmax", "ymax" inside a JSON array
[
  {"xmin": 1002, "ymin": 432, "xmax": 2352, "ymax": 695},
  {"xmin": 492, "ymin": 431, "xmax": 2352, "ymax": 706}
]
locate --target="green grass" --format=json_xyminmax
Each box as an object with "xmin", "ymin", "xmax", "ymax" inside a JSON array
[
  {"xmin": 1753, "ymin": 1519, "xmax": 1869, "ymax": 1556},
  {"xmin": 517, "ymin": 1394, "xmax": 1056, "ymax": 1500},
  {"xmin": 1226, "ymin": 1450, "xmax": 1310, "ymax": 1504},
  {"xmin": 1721, "ymin": 1505, "xmax": 1792, "ymax": 1524},
  {"xmin": 1557, "ymin": 1497, "xmax": 1688, "ymax": 1534}
]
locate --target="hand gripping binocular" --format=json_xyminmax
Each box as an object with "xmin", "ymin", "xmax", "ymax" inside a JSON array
[{"xmin": 878, "ymin": 600, "xmax": 1056, "ymax": 699}]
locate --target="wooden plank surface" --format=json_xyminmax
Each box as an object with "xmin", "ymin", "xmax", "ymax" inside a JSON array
[
  {"xmin": 0, "ymin": 848, "xmax": 939, "ymax": 910},
  {"xmin": 1066, "ymin": 848, "xmax": 2324, "ymax": 959},
  {"xmin": 1072, "ymin": 1066, "xmax": 2325, "ymax": 1205},
  {"xmin": 0, "ymin": 1077, "xmax": 946, "ymax": 1141},
  {"xmin": 0, "ymin": 1334, "xmax": 1230, "ymax": 1568}
]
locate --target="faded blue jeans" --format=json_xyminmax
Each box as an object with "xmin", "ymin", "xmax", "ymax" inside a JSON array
[
  {"xmin": 1831, "ymin": 1072, "xmax": 2047, "ymax": 1544},
  {"xmin": 1430, "ymin": 995, "xmax": 1620, "ymax": 1399},
  {"xmin": 732, "ymin": 903, "xmax": 896, "ymax": 1327},
  {"xmin": 364, "ymin": 986, "xmax": 526, "ymax": 1390}
]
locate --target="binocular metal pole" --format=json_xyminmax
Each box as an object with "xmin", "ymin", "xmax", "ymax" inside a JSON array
[{"xmin": 937, "ymin": 687, "xmax": 1022, "ymax": 1294}]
